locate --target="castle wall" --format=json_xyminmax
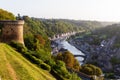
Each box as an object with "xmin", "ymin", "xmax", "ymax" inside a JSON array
[{"xmin": 0, "ymin": 20, "xmax": 24, "ymax": 44}]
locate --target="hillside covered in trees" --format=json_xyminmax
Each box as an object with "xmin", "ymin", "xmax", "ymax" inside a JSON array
[
  {"xmin": 23, "ymin": 17, "xmax": 107, "ymax": 38},
  {"xmin": 92, "ymin": 23, "xmax": 120, "ymax": 48},
  {"xmin": 35, "ymin": 18, "xmax": 114, "ymax": 37}
]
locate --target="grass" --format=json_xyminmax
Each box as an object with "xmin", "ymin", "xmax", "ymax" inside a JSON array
[{"xmin": 0, "ymin": 43, "xmax": 56, "ymax": 80}]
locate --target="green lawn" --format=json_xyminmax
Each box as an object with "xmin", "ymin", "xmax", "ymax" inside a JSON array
[{"xmin": 0, "ymin": 43, "xmax": 56, "ymax": 80}]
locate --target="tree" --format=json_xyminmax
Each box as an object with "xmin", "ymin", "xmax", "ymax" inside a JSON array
[
  {"xmin": 0, "ymin": 9, "xmax": 15, "ymax": 20},
  {"xmin": 34, "ymin": 34, "xmax": 45, "ymax": 46},
  {"xmin": 80, "ymin": 64, "xmax": 103, "ymax": 76},
  {"xmin": 53, "ymin": 60, "xmax": 71, "ymax": 79},
  {"xmin": 56, "ymin": 51, "xmax": 81, "ymax": 71},
  {"xmin": 62, "ymin": 51, "xmax": 75, "ymax": 68}
]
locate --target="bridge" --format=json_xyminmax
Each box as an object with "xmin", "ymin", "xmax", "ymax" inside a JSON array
[{"xmin": 74, "ymin": 55, "xmax": 86, "ymax": 58}]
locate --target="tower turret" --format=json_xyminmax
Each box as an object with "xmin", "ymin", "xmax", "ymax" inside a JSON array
[{"xmin": 0, "ymin": 20, "xmax": 24, "ymax": 44}]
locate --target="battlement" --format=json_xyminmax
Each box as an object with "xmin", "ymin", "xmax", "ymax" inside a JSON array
[{"xmin": 0, "ymin": 20, "xmax": 24, "ymax": 45}]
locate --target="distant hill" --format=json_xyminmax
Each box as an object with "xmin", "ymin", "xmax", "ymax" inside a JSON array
[
  {"xmin": 93, "ymin": 23, "xmax": 120, "ymax": 38},
  {"xmin": 92, "ymin": 23, "xmax": 120, "ymax": 48},
  {"xmin": 34, "ymin": 18, "xmax": 115, "ymax": 37},
  {"xmin": 38, "ymin": 18, "xmax": 104, "ymax": 30},
  {"xmin": 100, "ymin": 22, "xmax": 115, "ymax": 27},
  {"xmin": 0, "ymin": 43, "xmax": 55, "ymax": 80}
]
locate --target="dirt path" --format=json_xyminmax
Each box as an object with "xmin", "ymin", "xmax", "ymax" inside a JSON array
[
  {"xmin": 6, "ymin": 63, "xmax": 17, "ymax": 80},
  {"xmin": 2, "ymin": 46, "xmax": 18, "ymax": 80}
]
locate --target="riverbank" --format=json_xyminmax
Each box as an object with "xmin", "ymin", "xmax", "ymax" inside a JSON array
[
  {"xmin": 68, "ymin": 39, "xmax": 89, "ymax": 63},
  {"xmin": 68, "ymin": 39, "xmax": 89, "ymax": 54},
  {"xmin": 51, "ymin": 39, "xmax": 85, "ymax": 64}
]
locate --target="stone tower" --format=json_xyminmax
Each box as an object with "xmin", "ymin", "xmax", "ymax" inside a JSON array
[{"xmin": 0, "ymin": 20, "xmax": 24, "ymax": 44}]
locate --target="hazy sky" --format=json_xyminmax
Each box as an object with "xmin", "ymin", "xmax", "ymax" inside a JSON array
[{"xmin": 1, "ymin": 0, "xmax": 120, "ymax": 21}]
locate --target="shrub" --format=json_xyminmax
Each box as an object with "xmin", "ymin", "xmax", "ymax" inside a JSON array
[
  {"xmin": 80, "ymin": 64, "xmax": 103, "ymax": 76},
  {"xmin": 45, "ymin": 59, "xmax": 56, "ymax": 68},
  {"xmin": 32, "ymin": 49, "xmax": 51, "ymax": 62},
  {"xmin": 70, "ymin": 72, "xmax": 81, "ymax": 80},
  {"xmin": 9, "ymin": 41, "xmax": 27, "ymax": 53},
  {"xmin": 9, "ymin": 42, "xmax": 51, "ymax": 71},
  {"xmin": 40, "ymin": 63, "xmax": 51, "ymax": 71},
  {"xmin": 53, "ymin": 60, "xmax": 71, "ymax": 79},
  {"xmin": 23, "ymin": 52, "xmax": 43, "ymax": 65},
  {"xmin": 22, "ymin": 51, "xmax": 51, "ymax": 71}
]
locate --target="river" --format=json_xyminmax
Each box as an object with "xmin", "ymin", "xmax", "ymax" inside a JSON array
[{"xmin": 55, "ymin": 40, "xmax": 85, "ymax": 64}]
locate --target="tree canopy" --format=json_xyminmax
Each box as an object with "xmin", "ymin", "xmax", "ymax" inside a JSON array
[
  {"xmin": 56, "ymin": 51, "xmax": 81, "ymax": 71},
  {"xmin": 80, "ymin": 64, "xmax": 103, "ymax": 76},
  {"xmin": 0, "ymin": 9, "xmax": 15, "ymax": 20}
]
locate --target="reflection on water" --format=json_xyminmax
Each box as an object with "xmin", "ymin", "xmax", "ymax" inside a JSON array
[{"xmin": 57, "ymin": 40, "xmax": 84, "ymax": 62}]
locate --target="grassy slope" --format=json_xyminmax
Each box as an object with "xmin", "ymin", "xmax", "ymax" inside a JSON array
[{"xmin": 0, "ymin": 43, "xmax": 56, "ymax": 80}]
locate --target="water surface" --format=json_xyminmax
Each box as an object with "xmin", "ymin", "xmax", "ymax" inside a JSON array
[{"xmin": 57, "ymin": 40, "xmax": 84, "ymax": 62}]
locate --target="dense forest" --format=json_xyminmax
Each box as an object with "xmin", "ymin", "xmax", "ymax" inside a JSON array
[{"xmin": 36, "ymin": 18, "xmax": 110, "ymax": 37}]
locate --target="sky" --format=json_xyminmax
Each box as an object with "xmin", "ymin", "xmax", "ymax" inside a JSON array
[{"xmin": 1, "ymin": 0, "xmax": 120, "ymax": 22}]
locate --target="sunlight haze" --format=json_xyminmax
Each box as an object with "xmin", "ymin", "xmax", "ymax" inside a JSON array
[{"xmin": 0, "ymin": 0, "xmax": 120, "ymax": 21}]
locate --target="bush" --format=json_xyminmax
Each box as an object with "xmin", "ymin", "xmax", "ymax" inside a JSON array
[
  {"xmin": 10, "ymin": 42, "xmax": 51, "ymax": 72},
  {"xmin": 9, "ymin": 41, "xmax": 27, "ymax": 53},
  {"xmin": 32, "ymin": 49, "xmax": 51, "ymax": 62},
  {"xmin": 22, "ymin": 51, "xmax": 51, "ymax": 71},
  {"xmin": 70, "ymin": 72, "xmax": 81, "ymax": 80},
  {"xmin": 45, "ymin": 59, "xmax": 56, "ymax": 68},
  {"xmin": 23, "ymin": 52, "xmax": 43, "ymax": 65},
  {"xmin": 80, "ymin": 64, "xmax": 103, "ymax": 76},
  {"xmin": 53, "ymin": 60, "xmax": 71, "ymax": 79},
  {"xmin": 40, "ymin": 63, "xmax": 51, "ymax": 71}
]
